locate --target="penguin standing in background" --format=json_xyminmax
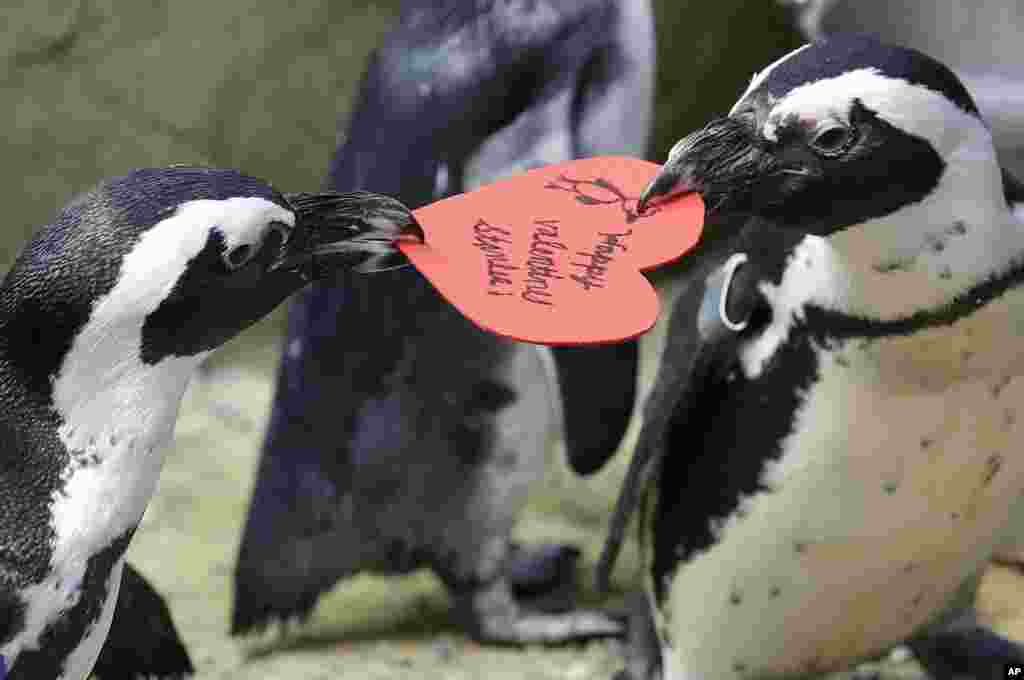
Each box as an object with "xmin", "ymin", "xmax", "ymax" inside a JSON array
[
  {"xmin": 0, "ymin": 166, "xmax": 419, "ymax": 679},
  {"xmin": 232, "ymin": 0, "xmax": 653, "ymax": 644},
  {"xmin": 598, "ymin": 35, "xmax": 1024, "ymax": 680}
]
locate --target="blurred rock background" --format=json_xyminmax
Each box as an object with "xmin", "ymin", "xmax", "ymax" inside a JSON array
[{"xmin": 1, "ymin": 1, "xmax": 1020, "ymax": 678}]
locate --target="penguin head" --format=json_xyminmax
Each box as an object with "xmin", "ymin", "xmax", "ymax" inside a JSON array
[
  {"xmin": 0, "ymin": 166, "xmax": 422, "ymax": 397},
  {"xmin": 639, "ymin": 34, "xmax": 1002, "ymax": 237}
]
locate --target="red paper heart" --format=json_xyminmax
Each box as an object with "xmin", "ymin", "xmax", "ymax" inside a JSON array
[{"xmin": 399, "ymin": 156, "xmax": 704, "ymax": 345}]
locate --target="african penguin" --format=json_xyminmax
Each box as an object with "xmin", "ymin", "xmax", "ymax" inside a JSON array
[
  {"xmin": 598, "ymin": 34, "xmax": 1024, "ymax": 680},
  {"xmin": 779, "ymin": 0, "xmax": 1024, "ymax": 569},
  {"xmin": 0, "ymin": 166, "xmax": 419, "ymax": 680},
  {"xmin": 231, "ymin": 0, "xmax": 653, "ymax": 645}
]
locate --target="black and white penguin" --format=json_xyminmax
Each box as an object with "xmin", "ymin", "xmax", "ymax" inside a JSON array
[
  {"xmin": 780, "ymin": 0, "xmax": 1024, "ymax": 574},
  {"xmin": 231, "ymin": 0, "xmax": 653, "ymax": 644},
  {"xmin": 90, "ymin": 563, "xmax": 193, "ymax": 680},
  {"xmin": 598, "ymin": 34, "xmax": 1024, "ymax": 680},
  {"xmin": 0, "ymin": 166, "xmax": 419, "ymax": 679}
]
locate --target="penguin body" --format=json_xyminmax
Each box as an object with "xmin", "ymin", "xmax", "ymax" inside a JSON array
[
  {"xmin": 603, "ymin": 35, "xmax": 1024, "ymax": 679},
  {"xmin": 232, "ymin": 0, "xmax": 654, "ymax": 644},
  {"xmin": 0, "ymin": 167, "xmax": 417, "ymax": 679}
]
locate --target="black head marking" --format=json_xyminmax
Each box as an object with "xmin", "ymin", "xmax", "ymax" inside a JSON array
[
  {"xmin": 754, "ymin": 34, "xmax": 980, "ymax": 117},
  {"xmin": 737, "ymin": 96, "xmax": 946, "ymax": 234},
  {"xmin": 139, "ymin": 224, "xmax": 296, "ymax": 365},
  {"xmin": 104, "ymin": 167, "xmax": 289, "ymax": 230}
]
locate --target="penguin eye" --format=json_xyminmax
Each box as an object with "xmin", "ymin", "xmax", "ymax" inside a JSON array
[
  {"xmin": 222, "ymin": 243, "xmax": 255, "ymax": 270},
  {"xmin": 809, "ymin": 124, "xmax": 855, "ymax": 157}
]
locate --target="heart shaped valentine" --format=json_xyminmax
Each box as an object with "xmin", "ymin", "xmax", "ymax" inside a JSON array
[{"xmin": 399, "ymin": 156, "xmax": 704, "ymax": 345}]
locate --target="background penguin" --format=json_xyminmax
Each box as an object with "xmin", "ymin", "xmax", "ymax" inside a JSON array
[
  {"xmin": 91, "ymin": 563, "xmax": 193, "ymax": 680},
  {"xmin": 0, "ymin": 166, "xmax": 418, "ymax": 679},
  {"xmin": 599, "ymin": 35, "xmax": 1024, "ymax": 680},
  {"xmin": 231, "ymin": 0, "xmax": 654, "ymax": 645}
]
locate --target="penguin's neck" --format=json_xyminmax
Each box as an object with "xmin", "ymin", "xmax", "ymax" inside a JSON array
[
  {"xmin": 47, "ymin": 319, "xmax": 206, "ymax": 566},
  {"xmin": 51, "ymin": 335, "xmax": 206, "ymax": 455},
  {"xmin": 826, "ymin": 151, "xmax": 1024, "ymax": 321}
]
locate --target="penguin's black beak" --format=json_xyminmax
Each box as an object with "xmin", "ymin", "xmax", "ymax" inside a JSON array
[
  {"xmin": 273, "ymin": 190, "xmax": 425, "ymax": 276},
  {"xmin": 637, "ymin": 116, "xmax": 778, "ymax": 216}
]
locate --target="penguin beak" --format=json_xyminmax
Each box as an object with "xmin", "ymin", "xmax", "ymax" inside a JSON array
[
  {"xmin": 273, "ymin": 191, "xmax": 425, "ymax": 276},
  {"xmin": 637, "ymin": 116, "xmax": 776, "ymax": 216}
]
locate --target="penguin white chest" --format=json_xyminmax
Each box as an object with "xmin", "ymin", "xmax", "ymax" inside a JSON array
[{"xmin": 657, "ymin": 287, "xmax": 1024, "ymax": 680}]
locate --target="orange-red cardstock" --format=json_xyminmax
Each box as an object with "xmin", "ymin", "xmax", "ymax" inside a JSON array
[{"xmin": 400, "ymin": 156, "xmax": 704, "ymax": 345}]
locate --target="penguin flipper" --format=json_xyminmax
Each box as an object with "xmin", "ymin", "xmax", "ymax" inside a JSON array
[
  {"xmin": 552, "ymin": 342, "xmax": 639, "ymax": 476},
  {"xmin": 610, "ymin": 590, "xmax": 663, "ymax": 680},
  {"xmin": 596, "ymin": 223, "xmax": 766, "ymax": 591},
  {"xmin": 230, "ymin": 401, "xmax": 357, "ymax": 637},
  {"xmin": 91, "ymin": 562, "xmax": 193, "ymax": 680}
]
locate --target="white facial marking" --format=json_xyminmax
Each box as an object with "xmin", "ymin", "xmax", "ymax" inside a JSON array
[
  {"xmin": 2, "ymin": 196, "xmax": 292, "ymax": 670},
  {"xmin": 215, "ymin": 196, "xmax": 295, "ymax": 254},
  {"xmin": 763, "ymin": 68, "xmax": 978, "ymax": 155},
  {"xmin": 739, "ymin": 236, "xmax": 848, "ymax": 379},
  {"xmin": 728, "ymin": 43, "xmax": 812, "ymax": 117}
]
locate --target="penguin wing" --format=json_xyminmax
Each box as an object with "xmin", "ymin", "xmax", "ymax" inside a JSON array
[
  {"xmin": 552, "ymin": 342, "xmax": 640, "ymax": 476},
  {"xmin": 91, "ymin": 562, "xmax": 193, "ymax": 680},
  {"xmin": 553, "ymin": 0, "xmax": 655, "ymax": 478},
  {"xmin": 596, "ymin": 229, "xmax": 765, "ymax": 590}
]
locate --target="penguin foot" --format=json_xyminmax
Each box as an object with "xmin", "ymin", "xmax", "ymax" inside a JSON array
[
  {"xmin": 475, "ymin": 608, "xmax": 625, "ymax": 645},
  {"xmin": 908, "ymin": 622, "xmax": 1024, "ymax": 680},
  {"xmin": 505, "ymin": 542, "xmax": 582, "ymax": 613},
  {"xmin": 611, "ymin": 590, "xmax": 662, "ymax": 680},
  {"xmin": 459, "ymin": 578, "xmax": 624, "ymax": 645}
]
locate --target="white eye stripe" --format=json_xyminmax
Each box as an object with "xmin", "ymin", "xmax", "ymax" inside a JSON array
[
  {"xmin": 763, "ymin": 68, "xmax": 986, "ymax": 156},
  {"xmin": 211, "ymin": 197, "xmax": 295, "ymax": 253}
]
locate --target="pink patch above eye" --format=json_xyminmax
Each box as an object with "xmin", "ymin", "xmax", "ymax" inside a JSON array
[{"xmin": 399, "ymin": 156, "xmax": 705, "ymax": 346}]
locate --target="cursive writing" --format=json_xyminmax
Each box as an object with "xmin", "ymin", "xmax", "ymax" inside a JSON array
[
  {"xmin": 472, "ymin": 219, "xmax": 518, "ymax": 296},
  {"xmin": 522, "ymin": 219, "xmax": 566, "ymax": 306},
  {"xmin": 570, "ymin": 229, "xmax": 632, "ymax": 291}
]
